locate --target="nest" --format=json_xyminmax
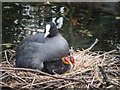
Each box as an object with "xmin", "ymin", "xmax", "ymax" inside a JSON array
[{"xmin": 0, "ymin": 39, "xmax": 120, "ymax": 89}]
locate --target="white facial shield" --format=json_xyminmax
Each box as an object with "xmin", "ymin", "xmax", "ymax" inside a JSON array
[{"xmin": 44, "ymin": 24, "xmax": 51, "ymax": 38}]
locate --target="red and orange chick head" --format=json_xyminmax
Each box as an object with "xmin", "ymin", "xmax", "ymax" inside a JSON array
[{"xmin": 61, "ymin": 56, "xmax": 75, "ymax": 67}]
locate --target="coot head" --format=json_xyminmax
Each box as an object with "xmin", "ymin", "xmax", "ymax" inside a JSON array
[
  {"xmin": 44, "ymin": 22, "xmax": 59, "ymax": 38},
  {"xmin": 42, "ymin": 56, "xmax": 75, "ymax": 74},
  {"xmin": 62, "ymin": 56, "xmax": 75, "ymax": 67}
]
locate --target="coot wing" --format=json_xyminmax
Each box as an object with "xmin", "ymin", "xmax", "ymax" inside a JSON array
[{"xmin": 16, "ymin": 33, "xmax": 45, "ymax": 52}]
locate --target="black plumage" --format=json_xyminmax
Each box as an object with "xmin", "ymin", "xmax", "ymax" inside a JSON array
[
  {"xmin": 42, "ymin": 56, "xmax": 74, "ymax": 74},
  {"xmin": 15, "ymin": 22, "xmax": 69, "ymax": 70}
]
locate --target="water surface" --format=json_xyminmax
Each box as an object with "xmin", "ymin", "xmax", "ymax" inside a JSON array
[{"xmin": 2, "ymin": 2, "xmax": 120, "ymax": 52}]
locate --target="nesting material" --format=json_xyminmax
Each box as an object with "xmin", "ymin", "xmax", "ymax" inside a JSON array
[{"xmin": 0, "ymin": 41, "xmax": 120, "ymax": 89}]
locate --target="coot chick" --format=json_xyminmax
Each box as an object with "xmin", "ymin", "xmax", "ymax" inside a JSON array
[
  {"xmin": 15, "ymin": 22, "xmax": 69, "ymax": 70},
  {"xmin": 42, "ymin": 56, "xmax": 75, "ymax": 74}
]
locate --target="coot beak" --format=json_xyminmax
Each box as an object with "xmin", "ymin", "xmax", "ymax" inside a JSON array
[{"xmin": 44, "ymin": 24, "xmax": 51, "ymax": 38}]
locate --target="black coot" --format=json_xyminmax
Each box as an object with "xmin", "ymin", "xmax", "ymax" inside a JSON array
[
  {"xmin": 15, "ymin": 22, "xmax": 69, "ymax": 70},
  {"xmin": 42, "ymin": 56, "xmax": 75, "ymax": 74}
]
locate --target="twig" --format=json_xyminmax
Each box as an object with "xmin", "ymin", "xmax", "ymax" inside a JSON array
[
  {"xmin": 75, "ymin": 39, "xmax": 99, "ymax": 55},
  {"xmin": 109, "ymin": 81, "xmax": 120, "ymax": 87},
  {"xmin": 0, "ymin": 67, "xmax": 85, "ymax": 84},
  {"xmin": 98, "ymin": 65, "xmax": 109, "ymax": 86},
  {"xmin": 108, "ymin": 60, "xmax": 120, "ymax": 67},
  {"xmin": 101, "ymin": 54, "xmax": 106, "ymax": 65},
  {"xmin": 58, "ymin": 82, "xmax": 79, "ymax": 89},
  {"xmin": 89, "ymin": 39, "xmax": 99, "ymax": 51},
  {"xmin": 68, "ymin": 68, "xmax": 92, "ymax": 77},
  {"xmin": 0, "ymin": 50, "xmax": 5, "ymax": 54},
  {"xmin": 8, "ymin": 49, "xmax": 16, "ymax": 53},
  {"xmin": 40, "ymin": 83, "xmax": 56, "ymax": 89},
  {"xmin": 0, "ymin": 70, "xmax": 13, "ymax": 72},
  {"xmin": 82, "ymin": 78, "xmax": 100, "ymax": 90},
  {"xmin": 7, "ymin": 49, "xmax": 14, "ymax": 55},
  {"xmin": 0, "ymin": 72, "xmax": 7, "ymax": 77},
  {"xmin": 88, "ymin": 68, "xmax": 97, "ymax": 81},
  {"xmin": 9, "ymin": 54, "xmax": 15, "ymax": 61},
  {"xmin": 0, "ymin": 74, "xmax": 9, "ymax": 80},
  {"xmin": 91, "ymin": 71, "xmax": 97, "ymax": 85},
  {"xmin": 21, "ymin": 79, "xmax": 63, "ymax": 89},
  {"xmin": 10, "ymin": 73, "xmax": 29, "ymax": 84},
  {"xmin": 98, "ymin": 64, "xmax": 120, "ymax": 88},
  {"xmin": 95, "ymin": 50, "xmax": 117, "ymax": 58},
  {"xmin": 30, "ymin": 75, "xmax": 36, "ymax": 88},
  {"xmin": 4, "ymin": 50, "xmax": 13, "ymax": 67},
  {"xmin": 105, "ymin": 70, "xmax": 120, "ymax": 73},
  {"xmin": 111, "ymin": 79, "xmax": 120, "ymax": 84},
  {"xmin": 0, "ymin": 81, "xmax": 14, "ymax": 89},
  {"xmin": 106, "ymin": 85, "xmax": 114, "ymax": 89}
]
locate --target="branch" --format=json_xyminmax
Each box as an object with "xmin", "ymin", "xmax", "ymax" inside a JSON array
[
  {"xmin": 75, "ymin": 39, "xmax": 99, "ymax": 54},
  {"xmin": 89, "ymin": 39, "xmax": 99, "ymax": 51},
  {"xmin": 98, "ymin": 65, "xmax": 109, "ymax": 86},
  {"xmin": 98, "ymin": 64, "xmax": 120, "ymax": 88},
  {"xmin": 95, "ymin": 50, "xmax": 117, "ymax": 58},
  {"xmin": 21, "ymin": 79, "xmax": 63, "ymax": 89},
  {"xmin": 58, "ymin": 82, "xmax": 79, "ymax": 89},
  {"xmin": 109, "ymin": 81, "xmax": 120, "ymax": 87},
  {"xmin": 82, "ymin": 78, "xmax": 101, "ymax": 90},
  {"xmin": 0, "ymin": 81, "xmax": 14, "ymax": 89},
  {"xmin": 4, "ymin": 50, "xmax": 13, "ymax": 67},
  {"xmin": 0, "ymin": 67, "xmax": 85, "ymax": 84}
]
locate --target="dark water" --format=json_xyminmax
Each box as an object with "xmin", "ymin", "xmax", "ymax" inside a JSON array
[{"xmin": 2, "ymin": 2, "xmax": 120, "ymax": 52}]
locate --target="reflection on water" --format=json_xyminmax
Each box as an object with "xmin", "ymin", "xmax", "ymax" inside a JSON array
[{"xmin": 2, "ymin": 2, "xmax": 120, "ymax": 51}]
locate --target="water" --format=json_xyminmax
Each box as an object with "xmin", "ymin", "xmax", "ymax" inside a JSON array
[{"xmin": 2, "ymin": 2, "xmax": 120, "ymax": 52}]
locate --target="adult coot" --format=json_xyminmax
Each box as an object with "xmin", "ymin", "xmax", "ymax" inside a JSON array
[
  {"xmin": 42, "ymin": 56, "xmax": 75, "ymax": 74},
  {"xmin": 15, "ymin": 22, "xmax": 69, "ymax": 70}
]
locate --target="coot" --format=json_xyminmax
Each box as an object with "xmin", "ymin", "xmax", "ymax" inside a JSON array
[
  {"xmin": 15, "ymin": 22, "xmax": 69, "ymax": 70},
  {"xmin": 42, "ymin": 56, "xmax": 75, "ymax": 74}
]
